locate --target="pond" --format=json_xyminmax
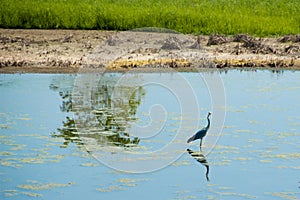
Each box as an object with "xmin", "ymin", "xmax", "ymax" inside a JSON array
[{"xmin": 0, "ymin": 69, "xmax": 299, "ymax": 199}]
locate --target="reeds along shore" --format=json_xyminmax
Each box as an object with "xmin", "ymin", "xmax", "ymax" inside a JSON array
[{"xmin": 0, "ymin": 0, "xmax": 299, "ymax": 36}]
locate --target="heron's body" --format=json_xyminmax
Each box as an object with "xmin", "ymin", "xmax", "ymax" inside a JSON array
[
  {"xmin": 187, "ymin": 112, "xmax": 211, "ymax": 151},
  {"xmin": 187, "ymin": 128, "xmax": 208, "ymax": 143}
]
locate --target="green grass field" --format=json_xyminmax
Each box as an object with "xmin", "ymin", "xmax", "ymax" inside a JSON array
[{"xmin": 0, "ymin": 0, "xmax": 299, "ymax": 36}]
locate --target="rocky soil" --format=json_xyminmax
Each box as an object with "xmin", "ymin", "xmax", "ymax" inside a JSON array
[{"xmin": 0, "ymin": 29, "xmax": 299, "ymax": 73}]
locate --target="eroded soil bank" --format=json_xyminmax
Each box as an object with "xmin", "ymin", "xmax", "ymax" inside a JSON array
[{"xmin": 0, "ymin": 29, "xmax": 299, "ymax": 73}]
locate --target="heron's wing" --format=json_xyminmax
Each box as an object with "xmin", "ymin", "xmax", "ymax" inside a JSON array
[
  {"xmin": 187, "ymin": 133, "xmax": 197, "ymax": 143},
  {"xmin": 187, "ymin": 129, "xmax": 206, "ymax": 143}
]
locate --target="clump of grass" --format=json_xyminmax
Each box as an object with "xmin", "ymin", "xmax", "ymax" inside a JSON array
[{"xmin": 0, "ymin": 0, "xmax": 299, "ymax": 36}]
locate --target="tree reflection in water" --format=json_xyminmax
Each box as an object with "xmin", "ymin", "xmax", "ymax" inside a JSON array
[{"xmin": 50, "ymin": 74, "xmax": 145, "ymax": 149}]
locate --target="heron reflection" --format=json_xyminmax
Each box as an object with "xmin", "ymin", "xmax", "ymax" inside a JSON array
[{"xmin": 187, "ymin": 148, "xmax": 210, "ymax": 181}]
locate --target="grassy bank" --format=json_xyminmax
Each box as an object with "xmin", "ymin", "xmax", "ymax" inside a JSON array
[{"xmin": 0, "ymin": 0, "xmax": 299, "ymax": 36}]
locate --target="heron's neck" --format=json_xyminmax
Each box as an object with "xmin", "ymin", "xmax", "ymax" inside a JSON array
[{"xmin": 206, "ymin": 116, "xmax": 210, "ymax": 129}]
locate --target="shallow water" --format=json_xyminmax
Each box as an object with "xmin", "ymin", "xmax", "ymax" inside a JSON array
[{"xmin": 0, "ymin": 70, "xmax": 300, "ymax": 199}]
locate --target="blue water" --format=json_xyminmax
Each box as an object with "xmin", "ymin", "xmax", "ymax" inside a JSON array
[{"xmin": 0, "ymin": 70, "xmax": 299, "ymax": 199}]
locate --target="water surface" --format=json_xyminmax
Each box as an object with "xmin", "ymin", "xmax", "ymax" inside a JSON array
[{"xmin": 0, "ymin": 70, "xmax": 299, "ymax": 199}]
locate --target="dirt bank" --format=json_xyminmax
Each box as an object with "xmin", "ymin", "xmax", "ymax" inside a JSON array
[{"xmin": 0, "ymin": 29, "xmax": 299, "ymax": 73}]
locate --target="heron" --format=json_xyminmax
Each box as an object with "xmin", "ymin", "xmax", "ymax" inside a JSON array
[
  {"xmin": 187, "ymin": 148, "xmax": 210, "ymax": 181},
  {"xmin": 187, "ymin": 112, "xmax": 211, "ymax": 151}
]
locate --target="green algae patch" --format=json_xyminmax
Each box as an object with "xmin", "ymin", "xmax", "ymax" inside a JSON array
[
  {"xmin": 96, "ymin": 186, "xmax": 124, "ymax": 192},
  {"xmin": 0, "ymin": 124, "xmax": 10, "ymax": 129},
  {"xmin": 266, "ymin": 153, "xmax": 300, "ymax": 160},
  {"xmin": 265, "ymin": 191, "xmax": 300, "ymax": 200},
  {"xmin": 0, "ymin": 159, "xmax": 22, "ymax": 168},
  {"xmin": 116, "ymin": 178, "xmax": 148, "ymax": 186},
  {"xmin": 2, "ymin": 189, "xmax": 43, "ymax": 198},
  {"xmin": 15, "ymin": 117, "xmax": 32, "ymax": 121},
  {"xmin": 80, "ymin": 162, "xmax": 100, "ymax": 167},
  {"xmin": 259, "ymin": 159, "xmax": 273, "ymax": 163},
  {"xmin": 96, "ymin": 177, "xmax": 149, "ymax": 192},
  {"xmin": 0, "ymin": 151, "xmax": 13, "ymax": 156},
  {"xmin": 18, "ymin": 181, "xmax": 75, "ymax": 191},
  {"xmin": 171, "ymin": 160, "xmax": 191, "ymax": 166}
]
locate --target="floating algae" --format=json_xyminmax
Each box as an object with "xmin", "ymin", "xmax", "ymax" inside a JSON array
[
  {"xmin": 116, "ymin": 178, "xmax": 140, "ymax": 187},
  {"xmin": 15, "ymin": 117, "xmax": 32, "ymax": 121},
  {"xmin": 0, "ymin": 151, "xmax": 13, "ymax": 156},
  {"xmin": 171, "ymin": 160, "xmax": 191, "ymax": 166},
  {"xmin": 259, "ymin": 160, "xmax": 273, "ymax": 163},
  {"xmin": 3, "ymin": 189, "xmax": 44, "ymax": 198},
  {"xmin": 0, "ymin": 124, "xmax": 10, "ymax": 129},
  {"xmin": 18, "ymin": 181, "xmax": 75, "ymax": 190},
  {"xmin": 175, "ymin": 189, "xmax": 197, "ymax": 200},
  {"xmin": 80, "ymin": 162, "xmax": 100, "ymax": 167},
  {"xmin": 96, "ymin": 177, "xmax": 149, "ymax": 192},
  {"xmin": 265, "ymin": 191, "xmax": 300, "ymax": 200},
  {"xmin": 3, "ymin": 190, "xmax": 19, "ymax": 197},
  {"xmin": 234, "ymin": 157, "xmax": 253, "ymax": 161},
  {"xmin": 264, "ymin": 153, "xmax": 300, "ymax": 160},
  {"xmin": 2, "ymin": 181, "xmax": 75, "ymax": 198},
  {"xmin": 96, "ymin": 186, "xmax": 124, "ymax": 192},
  {"xmin": 0, "ymin": 159, "xmax": 22, "ymax": 168},
  {"xmin": 207, "ymin": 184, "xmax": 256, "ymax": 199}
]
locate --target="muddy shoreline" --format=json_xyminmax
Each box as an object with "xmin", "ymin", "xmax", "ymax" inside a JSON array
[{"xmin": 0, "ymin": 29, "xmax": 299, "ymax": 73}]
